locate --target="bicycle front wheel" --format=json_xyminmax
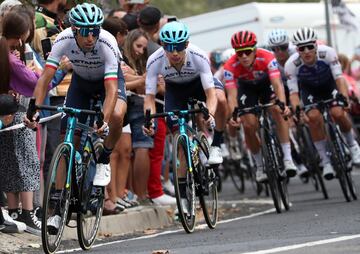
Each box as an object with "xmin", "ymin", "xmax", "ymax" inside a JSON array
[
  {"xmin": 173, "ymin": 133, "xmax": 196, "ymax": 233},
  {"xmin": 327, "ymin": 124, "xmax": 351, "ymax": 202},
  {"xmin": 42, "ymin": 143, "xmax": 72, "ymax": 254},
  {"xmin": 260, "ymin": 129, "xmax": 282, "ymax": 213},
  {"xmin": 196, "ymin": 133, "xmax": 218, "ymax": 229},
  {"xmin": 77, "ymin": 141, "xmax": 105, "ymax": 250}
]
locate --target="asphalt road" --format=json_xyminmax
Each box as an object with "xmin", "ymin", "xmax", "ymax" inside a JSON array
[{"xmin": 61, "ymin": 171, "xmax": 360, "ymax": 254}]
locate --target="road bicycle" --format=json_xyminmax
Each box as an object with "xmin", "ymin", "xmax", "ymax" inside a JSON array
[
  {"xmin": 293, "ymin": 106, "xmax": 328, "ymax": 199},
  {"xmin": 300, "ymin": 97, "xmax": 357, "ymax": 202},
  {"xmin": 145, "ymin": 98, "xmax": 218, "ymax": 233},
  {"xmin": 233, "ymin": 100, "xmax": 290, "ymax": 213},
  {"xmin": 27, "ymin": 98, "xmax": 105, "ymax": 253}
]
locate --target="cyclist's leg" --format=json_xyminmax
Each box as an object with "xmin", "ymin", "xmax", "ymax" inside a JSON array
[
  {"xmin": 329, "ymin": 90, "xmax": 360, "ymax": 165},
  {"xmin": 237, "ymin": 84, "xmax": 264, "ymax": 181},
  {"xmin": 302, "ymin": 88, "xmax": 334, "ymax": 179},
  {"xmin": 95, "ymin": 68, "xmax": 127, "ymax": 186},
  {"xmin": 266, "ymin": 85, "xmax": 297, "ymax": 177},
  {"xmin": 209, "ymin": 78, "xmax": 227, "ymax": 164}
]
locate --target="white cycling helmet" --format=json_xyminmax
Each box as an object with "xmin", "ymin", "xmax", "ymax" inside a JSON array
[
  {"xmin": 292, "ymin": 27, "xmax": 317, "ymax": 46},
  {"xmin": 268, "ymin": 29, "xmax": 289, "ymax": 47},
  {"xmin": 221, "ymin": 48, "xmax": 235, "ymax": 63}
]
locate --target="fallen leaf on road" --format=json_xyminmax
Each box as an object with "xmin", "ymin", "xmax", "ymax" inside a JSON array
[
  {"xmin": 144, "ymin": 229, "xmax": 158, "ymax": 235},
  {"xmin": 28, "ymin": 243, "xmax": 41, "ymax": 248},
  {"xmin": 152, "ymin": 250, "xmax": 170, "ymax": 254}
]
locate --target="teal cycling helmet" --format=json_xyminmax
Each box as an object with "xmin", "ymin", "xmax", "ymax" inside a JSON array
[
  {"xmin": 69, "ymin": 3, "xmax": 104, "ymax": 27},
  {"xmin": 159, "ymin": 21, "xmax": 189, "ymax": 44}
]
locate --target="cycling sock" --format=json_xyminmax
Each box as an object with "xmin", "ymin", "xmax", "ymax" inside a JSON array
[
  {"xmin": 281, "ymin": 142, "xmax": 292, "ymax": 161},
  {"xmin": 211, "ymin": 130, "xmax": 223, "ymax": 147},
  {"xmin": 98, "ymin": 146, "xmax": 113, "ymax": 164},
  {"xmin": 253, "ymin": 150, "xmax": 263, "ymax": 169},
  {"xmin": 314, "ymin": 140, "xmax": 330, "ymax": 165},
  {"xmin": 342, "ymin": 130, "xmax": 356, "ymax": 147}
]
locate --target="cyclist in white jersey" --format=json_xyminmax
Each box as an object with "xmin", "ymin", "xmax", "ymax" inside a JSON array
[
  {"xmin": 144, "ymin": 21, "xmax": 228, "ymax": 165},
  {"xmin": 286, "ymin": 27, "xmax": 360, "ymax": 180},
  {"xmin": 29, "ymin": 3, "xmax": 127, "ymax": 187}
]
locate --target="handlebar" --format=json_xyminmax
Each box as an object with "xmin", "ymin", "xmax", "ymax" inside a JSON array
[
  {"xmin": 144, "ymin": 99, "xmax": 210, "ymax": 129},
  {"xmin": 26, "ymin": 98, "xmax": 104, "ymax": 128}
]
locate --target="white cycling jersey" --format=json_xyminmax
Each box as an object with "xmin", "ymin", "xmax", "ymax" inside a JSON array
[
  {"xmin": 45, "ymin": 28, "xmax": 121, "ymax": 82},
  {"xmin": 145, "ymin": 43, "xmax": 215, "ymax": 95},
  {"xmin": 285, "ymin": 44, "xmax": 343, "ymax": 94}
]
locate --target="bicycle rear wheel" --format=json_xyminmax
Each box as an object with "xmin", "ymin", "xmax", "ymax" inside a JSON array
[
  {"xmin": 260, "ymin": 129, "xmax": 282, "ymax": 213},
  {"xmin": 173, "ymin": 133, "xmax": 196, "ymax": 233},
  {"xmin": 77, "ymin": 141, "xmax": 104, "ymax": 250},
  {"xmin": 229, "ymin": 161, "xmax": 245, "ymax": 193},
  {"xmin": 196, "ymin": 133, "xmax": 218, "ymax": 229},
  {"xmin": 42, "ymin": 144, "xmax": 72, "ymax": 254}
]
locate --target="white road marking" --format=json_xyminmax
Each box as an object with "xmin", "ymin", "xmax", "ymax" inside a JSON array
[
  {"xmin": 57, "ymin": 208, "xmax": 276, "ymax": 253},
  {"xmin": 239, "ymin": 234, "xmax": 360, "ymax": 254}
]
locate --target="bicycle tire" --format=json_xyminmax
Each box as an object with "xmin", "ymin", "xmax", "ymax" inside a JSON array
[
  {"xmin": 42, "ymin": 143, "xmax": 72, "ymax": 254},
  {"xmin": 300, "ymin": 125, "xmax": 329, "ymax": 199},
  {"xmin": 229, "ymin": 161, "xmax": 245, "ymax": 193},
  {"xmin": 196, "ymin": 133, "xmax": 218, "ymax": 229},
  {"xmin": 273, "ymin": 135, "xmax": 290, "ymax": 211},
  {"xmin": 173, "ymin": 133, "xmax": 196, "ymax": 233},
  {"xmin": 345, "ymin": 171, "xmax": 357, "ymax": 200},
  {"xmin": 260, "ymin": 128, "xmax": 282, "ymax": 213},
  {"xmin": 77, "ymin": 141, "xmax": 105, "ymax": 250},
  {"xmin": 327, "ymin": 124, "xmax": 351, "ymax": 202}
]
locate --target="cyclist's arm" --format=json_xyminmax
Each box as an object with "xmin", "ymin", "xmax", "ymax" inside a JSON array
[
  {"xmin": 226, "ymin": 87, "xmax": 238, "ymax": 116},
  {"xmin": 270, "ymin": 76, "xmax": 286, "ymax": 104},
  {"xmin": 33, "ymin": 66, "xmax": 57, "ymax": 105},
  {"xmin": 144, "ymin": 94, "xmax": 156, "ymax": 115},
  {"xmin": 204, "ymin": 87, "xmax": 217, "ymax": 116},
  {"xmin": 336, "ymin": 77, "xmax": 349, "ymax": 101},
  {"xmin": 285, "ymin": 58, "xmax": 301, "ymax": 110}
]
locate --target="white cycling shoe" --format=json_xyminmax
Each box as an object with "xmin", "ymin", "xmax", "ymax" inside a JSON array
[{"xmin": 93, "ymin": 163, "xmax": 111, "ymax": 186}]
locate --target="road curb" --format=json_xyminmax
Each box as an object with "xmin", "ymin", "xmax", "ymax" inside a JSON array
[{"xmin": 62, "ymin": 205, "xmax": 174, "ymax": 240}]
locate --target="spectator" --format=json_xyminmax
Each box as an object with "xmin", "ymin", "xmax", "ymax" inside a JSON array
[
  {"xmin": 0, "ymin": 94, "xmax": 28, "ymax": 234},
  {"xmin": 0, "ymin": 0, "xmax": 21, "ymax": 33},
  {"xmin": 121, "ymin": 29, "xmax": 152, "ymax": 203},
  {"xmin": 0, "ymin": 10, "xmax": 43, "ymax": 235},
  {"xmin": 108, "ymin": 7, "xmax": 127, "ymax": 19},
  {"xmin": 118, "ymin": 0, "xmax": 149, "ymax": 14}
]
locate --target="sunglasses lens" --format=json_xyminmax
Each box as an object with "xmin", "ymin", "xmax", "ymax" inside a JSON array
[
  {"xmin": 298, "ymin": 44, "xmax": 315, "ymax": 52},
  {"xmin": 163, "ymin": 42, "xmax": 187, "ymax": 52},
  {"xmin": 79, "ymin": 27, "xmax": 100, "ymax": 37},
  {"xmin": 271, "ymin": 44, "xmax": 288, "ymax": 52},
  {"xmin": 236, "ymin": 49, "xmax": 253, "ymax": 56}
]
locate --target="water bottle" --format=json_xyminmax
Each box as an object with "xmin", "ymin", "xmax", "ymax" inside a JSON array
[{"xmin": 75, "ymin": 151, "xmax": 83, "ymax": 184}]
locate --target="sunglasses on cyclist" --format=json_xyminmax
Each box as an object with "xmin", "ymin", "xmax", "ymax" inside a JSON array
[
  {"xmin": 74, "ymin": 26, "xmax": 101, "ymax": 37},
  {"xmin": 235, "ymin": 47, "xmax": 255, "ymax": 57},
  {"xmin": 271, "ymin": 44, "xmax": 288, "ymax": 52},
  {"xmin": 298, "ymin": 44, "xmax": 316, "ymax": 52},
  {"xmin": 163, "ymin": 42, "xmax": 187, "ymax": 52}
]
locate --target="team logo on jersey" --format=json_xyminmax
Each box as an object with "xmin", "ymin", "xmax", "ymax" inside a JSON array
[
  {"xmin": 240, "ymin": 94, "xmax": 247, "ymax": 105},
  {"xmin": 186, "ymin": 61, "xmax": 191, "ymax": 67},
  {"xmin": 319, "ymin": 51, "xmax": 327, "ymax": 59},
  {"xmin": 268, "ymin": 59, "xmax": 278, "ymax": 71},
  {"xmin": 224, "ymin": 70, "xmax": 234, "ymax": 80},
  {"xmin": 91, "ymin": 49, "xmax": 98, "ymax": 56},
  {"xmin": 71, "ymin": 50, "xmax": 80, "ymax": 55},
  {"xmin": 253, "ymin": 71, "xmax": 264, "ymax": 79}
]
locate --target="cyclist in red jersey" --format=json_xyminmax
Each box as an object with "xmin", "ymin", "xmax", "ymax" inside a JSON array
[{"xmin": 224, "ymin": 30, "xmax": 297, "ymax": 183}]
